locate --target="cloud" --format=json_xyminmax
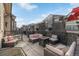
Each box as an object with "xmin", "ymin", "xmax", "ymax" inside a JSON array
[
  {"xmin": 27, "ymin": 13, "xmax": 50, "ymax": 24},
  {"xmin": 67, "ymin": 3, "xmax": 79, "ymax": 13},
  {"xmin": 49, "ymin": 4, "xmax": 79, "ymax": 15},
  {"xmin": 16, "ymin": 13, "xmax": 50, "ymax": 27},
  {"xmin": 16, "ymin": 17, "xmax": 27, "ymax": 28},
  {"xmin": 27, "ymin": 19, "xmax": 42, "ymax": 24},
  {"xmin": 70, "ymin": 3, "xmax": 79, "ymax": 8},
  {"xmin": 41, "ymin": 13, "xmax": 49, "ymax": 18},
  {"xmin": 16, "ymin": 17, "xmax": 42, "ymax": 27},
  {"xmin": 16, "ymin": 16, "xmax": 43, "ymax": 28},
  {"xmin": 50, "ymin": 7, "xmax": 70, "ymax": 15},
  {"xmin": 18, "ymin": 3, "xmax": 38, "ymax": 11}
]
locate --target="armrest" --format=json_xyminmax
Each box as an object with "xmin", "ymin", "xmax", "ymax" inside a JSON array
[
  {"xmin": 45, "ymin": 45, "xmax": 64, "ymax": 56},
  {"xmin": 65, "ymin": 41, "xmax": 76, "ymax": 56}
]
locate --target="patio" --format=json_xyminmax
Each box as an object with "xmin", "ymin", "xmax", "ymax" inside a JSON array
[{"xmin": 0, "ymin": 34, "xmax": 78, "ymax": 56}]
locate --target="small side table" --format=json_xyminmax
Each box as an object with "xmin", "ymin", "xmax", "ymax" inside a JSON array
[{"xmin": 39, "ymin": 36, "xmax": 49, "ymax": 47}]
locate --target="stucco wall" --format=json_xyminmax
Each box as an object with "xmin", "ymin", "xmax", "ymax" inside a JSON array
[
  {"xmin": 4, "ymin": 15, "xmax": 11, "ymax": 35},
  {"xmin": 0, "ymin": 3, "xmax": 4, "ymax": 48}
]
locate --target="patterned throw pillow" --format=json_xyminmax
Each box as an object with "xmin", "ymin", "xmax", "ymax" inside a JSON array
[{"xmin": 50, "ymin": 35, "xmax": 58, "ymax": 41}]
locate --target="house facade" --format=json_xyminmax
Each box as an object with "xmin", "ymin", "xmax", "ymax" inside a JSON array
[
  {"xmin": 0, "ymin": 3, "xmax": 5, "ymax": 48},
  {"xmin": 43, "ymin": 14, "xmax": 65, "ymax": 34},
  {"xmin": 4, "ymin": 3, "xmax": 16, "ymax": 36},
  {"xmin": 0, "ymin": 3, "xmax": 16, "ymax": 48}
]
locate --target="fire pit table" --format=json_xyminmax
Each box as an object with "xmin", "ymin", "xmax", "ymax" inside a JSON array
[{"xmin": 39, "ymin": 36, "xmax": 49, "ymax": 47}]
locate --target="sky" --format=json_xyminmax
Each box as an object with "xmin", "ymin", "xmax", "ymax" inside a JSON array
[{"xmin": 12, "ymin": 3, "xmax": 79, "ymax": 28}]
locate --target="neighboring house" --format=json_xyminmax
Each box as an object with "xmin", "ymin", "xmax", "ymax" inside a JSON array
[
  {"xmin": 4, "ymin": 3, "xmax": 16, "ymax": 36},
  {"xmin": 33, "ymin": 23, "xmax": 40, "ymax": 32},
  {"xmin": 28, "ymin": 24, "xmax": 35, "ymax": 32},
  {"xmin": 12, "ymin": 15, "xmax": 16, "ymax": 34},
  {"xmin": 52, "ymin": 14, "xmax": 65, "ymax": 34},
  {"xmin": 22, "ymin": 14, "xmax": 65, "ymax": 35},
  {"xmin": 37, "ymin": 22, "xmax": 46, "ymax": 32},
  {"xmin": 43, "ymin": 14, "xmax": 65, "ymax": 34},
  {"xmin": 43, "ymin": 14, "xmax": 53, "ymax": 29}
]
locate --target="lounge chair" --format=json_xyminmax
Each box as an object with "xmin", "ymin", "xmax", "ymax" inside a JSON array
[
  {"xmin": 29, "ymin": 33, "xmax": 43, "ymax": 43},
  {"xmin": 44, "ymin": 33, "xmax": 77, "ymax": 56}
]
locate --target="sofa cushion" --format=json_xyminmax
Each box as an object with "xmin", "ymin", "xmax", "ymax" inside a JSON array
[
  {"xmin": 49, "ymin": 35, "xmax": 58, "ymax": 44},
  {"xmin": 55, "ymin": 44, "xmax": 69, "ymax": 53},
  {"xmin": 49, "ymin": 43, "xmax": 69, "ymax": 54},
  {"xmin": 5, "ymin": 39, "xmax": 18, "ymax": 43},
  {"xmin": 4, "ymin": 36, "xmax": 14, "ymax": 42},
  {"xmin": 49, "ymin": 37, "xmax": 58, "ymax": 42},
  {"xmin": 51, "ymin": 35, "xmax": 57, "ymax": 39},
  {"xmin": 65, "ymin": 41, "xmax": 76, "ymax": 56},
  {"xmin": 7, "ymin": 36, "xmax": 14, "ymax": 41},
  {"xmin": 46, "ymin": 45, "xmax": 64, "ymax": 56},
  {"xmin": 29, "ymin": 34, "xmax": 43, "ymax": 40}
]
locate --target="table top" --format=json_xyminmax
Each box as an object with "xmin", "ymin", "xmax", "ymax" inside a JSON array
[{"xmin": 40, "ymin": 36, "xmax": 49, "ymax": 40}]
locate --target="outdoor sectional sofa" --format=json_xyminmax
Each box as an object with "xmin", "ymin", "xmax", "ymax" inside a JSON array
[
  {"xmin": 44, "ymin": 33, "xmax": 77, "ymax": 56},
  {"xmin": 2, "ymin": 35, "xmax": 19, "ymax": 47},
  {"xmin": 29, "ymin": 33, "xmax": 43, "ymax": 43}
]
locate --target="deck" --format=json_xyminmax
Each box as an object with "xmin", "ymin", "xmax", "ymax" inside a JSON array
[
  {"xmin": 15, "ymin": 35, "xmax": 44, "ymax": 56},
  {"xmin": 15, "ymin": 35, "xmax": 79, "ymax": 56}
]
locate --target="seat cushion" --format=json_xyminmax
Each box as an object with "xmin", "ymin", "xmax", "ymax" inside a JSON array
[
  {"xmin": 49, "ymin": 43, "xmax": 69, "ymax": 54},
  {"xmin": 51, "ymin": 35, "xmax": 57, "ymax": 39},
  {"xmin": 55, "ymin": 44, "xmax": 69, "ymax": 53},
  {"xmin": 49, "ymin": 38, "xmax": 58, "ymax": 42},
  {"xmin": 49, "ymin": 35, "xmax": 58, "ymax": 44},
  {"xmin": 29, "ymin": 34, "xmax": 43, "ymax": 40},
  {"xmin": 46, "ymin": 45, "xmax": 64, "ymax": 56}
]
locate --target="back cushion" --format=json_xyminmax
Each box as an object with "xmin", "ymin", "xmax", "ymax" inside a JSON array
[
  {"xmin": 29, "ymin": 34, "xmax": 43, "ymax": 39},
  {"xmin": 50, "ymin": 35, "xmax": 58, "ymax": 41},
  {"xmin": 52, "ymin": 35, "xmax": 57, "ymax": 39},
  {"xmin": 66, "ymin": 33, "xmax": 77, "ymax": 46},
  {"xmin": 57, "ymin": 33, "xmax": 67, "ymax": 45}
]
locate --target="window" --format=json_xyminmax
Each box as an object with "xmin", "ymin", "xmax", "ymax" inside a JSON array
[{"xmin": 65, "ymin": 25, "xmax": 79, "ymax": 31}]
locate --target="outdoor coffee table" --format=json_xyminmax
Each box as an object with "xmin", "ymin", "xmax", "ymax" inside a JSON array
[{"xmin": 39, "ymin": 36, "xmax": 49, "ymax": 47}]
